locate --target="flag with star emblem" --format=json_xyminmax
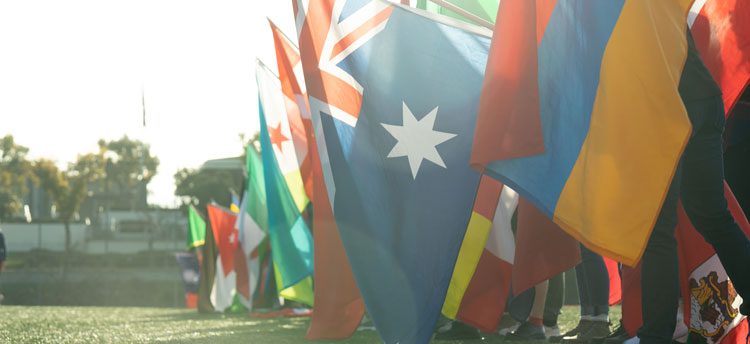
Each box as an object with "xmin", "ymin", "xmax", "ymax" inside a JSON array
[
  {"xmin": 256, "ymin": 59, "xmax": 309, "ymax": 213},
  {"xmin": 296, "ymin": 1, "xmax": 489, "ymax": 342},
  {"xmin": 256, "ymin": 60, "xmax": 315, "ymax": 295},
  {"xmin": 269, "ymin": 19, "xmax": 314, "ymax": 201}
]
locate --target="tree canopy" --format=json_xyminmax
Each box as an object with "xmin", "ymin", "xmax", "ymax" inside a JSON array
[{"xmin": 0, "ymin": 135, "xmax": 34, "ymax": 221}]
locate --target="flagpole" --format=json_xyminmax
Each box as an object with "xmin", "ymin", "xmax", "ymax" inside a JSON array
[{"xmin": 428, "ymin": 0, "xmax": 494, "ymax": 30}]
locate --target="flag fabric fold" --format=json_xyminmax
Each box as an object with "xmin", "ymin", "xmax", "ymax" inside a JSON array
[
  {"xmin": 473, "ymin": 0, "xmax": 695, "ymax": 266},
  {"xmin": 511, "ymin": 196, "xmax": 581, "ymax": 295},
  {"xmin": 296, "ymin": 1, "xmax": 492, "ymax": 342}
]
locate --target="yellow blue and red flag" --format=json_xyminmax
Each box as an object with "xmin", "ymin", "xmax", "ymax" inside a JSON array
[{"xmin": 472, "ymin": 0, "xmax": 696, "ymax": 265}]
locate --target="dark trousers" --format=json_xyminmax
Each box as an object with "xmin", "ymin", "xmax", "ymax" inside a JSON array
[
  {"xmin": 638, "ymin": 96, "xmax": 750, "ymax": 344},
  {"xmin": 576, "ymin": 245, "xmax": 610, "ymax": 316},
  {"xmin": 543, "ymin": 273, "xmax": 565, "ymax": 327}
]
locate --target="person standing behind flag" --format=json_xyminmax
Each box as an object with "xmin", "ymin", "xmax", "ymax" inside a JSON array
[{"xmin": 638, "ymin": 29, "xmax": 750, "ymax": 344}]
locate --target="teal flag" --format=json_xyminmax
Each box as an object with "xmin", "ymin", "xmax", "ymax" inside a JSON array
[{"xmin": 256, "ymin": 71, "xmax": 314, "ymax": 291}]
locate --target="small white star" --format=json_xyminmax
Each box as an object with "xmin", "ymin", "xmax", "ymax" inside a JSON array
[{"xmin": 382, "ymin": 102, "xmax": 457, "ymax": 179}]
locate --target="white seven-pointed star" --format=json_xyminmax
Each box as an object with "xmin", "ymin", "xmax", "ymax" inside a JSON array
[{"xmin": 382, "ymin": 102, "xmax": 457, "ymax": 179}]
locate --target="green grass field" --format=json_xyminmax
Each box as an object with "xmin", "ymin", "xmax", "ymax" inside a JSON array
[{"xmin": 0, "ymin": 305, "xmax": 621, "ymax": 343}]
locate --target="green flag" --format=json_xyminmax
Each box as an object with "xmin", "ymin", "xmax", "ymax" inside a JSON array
[
  {"xmin": 187, "ymin": 205, "xmax": 206, "ymax": 249},
  {"xmin": 245, "ymin": 145, "xmax": 268, "ymax": 233},
  {"xmin": 417, "ymin": 0, "xmax": 499, "ymax": 26}
]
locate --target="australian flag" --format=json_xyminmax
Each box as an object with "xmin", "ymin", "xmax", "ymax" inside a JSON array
[{"xmin": 299, "ymin": 1, "xmax": 492, "ymax": 342}]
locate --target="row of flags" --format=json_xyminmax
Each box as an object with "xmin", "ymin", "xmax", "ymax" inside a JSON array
[{"xmin": 172, "ymin": 0, "xmax": 750, "ymax": 343}]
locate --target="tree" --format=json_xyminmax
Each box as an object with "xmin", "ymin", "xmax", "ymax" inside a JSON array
[
  {"xmin": 174, "ymin": 167, "xmax": 243, "ymax": 213},
  {"xmin": 0, "ymin": 135, "xmax": 35, "ymax": 221},
  {"xmin": 33, "ymin": 157, "xmax": 94, "ymax": 278},
  {"xmin": 97, "ymin": 136, "xmax": 159, "ymax": 210},
  {"xmin": 34, "ymin": 158, "xmax": 93, "ymax": 251}
]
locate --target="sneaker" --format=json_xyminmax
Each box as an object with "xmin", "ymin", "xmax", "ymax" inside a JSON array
[
  {"xmin": 561, "ymin": 320, "xmax": 610, "ymax": 344},
  {"xmin": 434, "ymin": 321, "xmax": 482, "ymax": 341},
  {"xmin": 506, "ymin": 322, "xmax": 546, "ymax": 341},
  {"xmin": 544, "ymin": 325, "xmax": 562, "ymax": 339},
  {"xmin": 602, "ymin": 324, "xmax": 629, "ymax": 344},
  {"xmin": 497, "ymin": 315, "xmax": 521, "ymax": 336},
  {"xmin": 498, "ymin": 322, "xmax": 521, "ymax": 336},
  {"xmin": 550, "ymin": 320, "xmax": 592, "ymax": 343}
]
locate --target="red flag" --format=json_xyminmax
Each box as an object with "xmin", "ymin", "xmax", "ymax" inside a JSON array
[
  {"xmin": 471, "ymin": 0, "xmax": 545, "ymax": 168},
  {"xmin": 604, "ymin": 257, "xmax": 622, "ymax": 306},
  {"xmin": 512, "ymin": 196, "xmax": 580, "ymax": 295},
  {"xmin": 305, "ymin": 143, "xmax": 365, "ymax": 340},
  {"xmin": 621, "ymin": 263, "xmax": 642, "ymax": 337},
  {"xmin": 676, "ymin": 183, "xmax": 749, "ymax": 344},
  {"xmin": 689, "ymin": 0, "xmax": 750, "ymax": 115},
  {"xmin": 207, "ymin": 205, "xmax": 238, "ymax": 277},
  {"xmin": 456, "ymin": 249, "xmax": 514, "ymax": 333}
]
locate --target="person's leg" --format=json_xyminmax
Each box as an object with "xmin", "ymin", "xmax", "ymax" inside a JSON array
[
  {"xmin": 575, "ymin": 259, "xmax": 593, "ymax": 318},
  {"xmin": 508, "ymin": 282, "xmax": 549, "ymax": 340},
  {"xmin": 544, "ymin": 273, "xmax": 564, "ymax": 331},
  {"xmin": 637, "ymin": 165, "xmax": 682, "ymax": 344},
  {"xmin": 551, "ymin": 261, "xmax": 594, "ymax": 343},
  {"xmin": 580, "ymin": 245, "xmax": 610, "ymax": 321},
  {"xmin": 563, "ymin": 246, "xmax": 611, "ymax": 342},
  {"xmin": 724, "ymin": 140, "xmax": 750, "ymax": 213},
  {"xmin": 680, "ymin": 96, "xmax": 750, "ymax": 311},
  {"xmin": 529, "ymin": 280, "xmax": 549, "ymax": 326}
]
